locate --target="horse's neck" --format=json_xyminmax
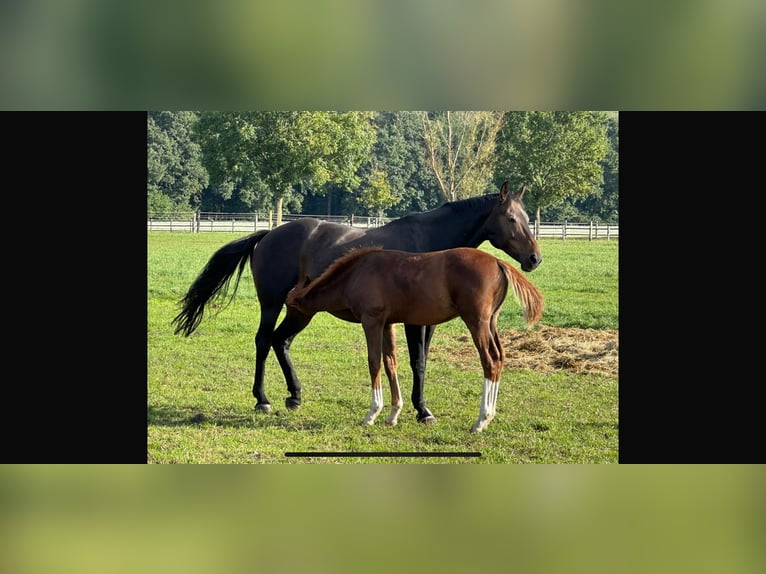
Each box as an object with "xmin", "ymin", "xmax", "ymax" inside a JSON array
[{"xmin": 411, "ymin": 198, "xmax": 495, "ymax": 250}]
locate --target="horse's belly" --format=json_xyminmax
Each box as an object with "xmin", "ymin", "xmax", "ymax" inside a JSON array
[{"xmin": 388, "ymin": 304, "xmax": 458, "ymax": 326}]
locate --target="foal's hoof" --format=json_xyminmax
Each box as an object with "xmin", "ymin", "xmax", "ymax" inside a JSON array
[
  {"xmin": 254, "ymin": 403, "xmax": 272, "ymax": 414},
  {"xmin": 417, "ymin": 414, "xmax": 437, "ymax": 425},
  {"xmin": 285, "ymin": 397, "xmax": 301, "ymax": 411}
]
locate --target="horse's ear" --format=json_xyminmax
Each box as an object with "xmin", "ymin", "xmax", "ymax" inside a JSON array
[
  {"xmin": 499, "ymin": 181, "xmax": 509, "ymax": 201},
  {"xmin": 516, "ymin": 183, "xmax": 526, "ymax": 199}
]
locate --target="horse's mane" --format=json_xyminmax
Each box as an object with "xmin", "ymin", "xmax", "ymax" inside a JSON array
[
  {"xmin": 293, "ymin": 246, "xmax": 383, "ymax": 298},
  {"xmin": 444, "ymin": 193, "xmax": 500, "ymax": 214},
  {"xmin": 379, "ymin": 193, "xmax": 500, "ymax": 230}
]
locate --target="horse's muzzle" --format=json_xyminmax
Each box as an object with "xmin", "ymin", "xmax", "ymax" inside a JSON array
[{"xmin": 522, "ymin": 253, "xmax": 542, "ymax": 272}]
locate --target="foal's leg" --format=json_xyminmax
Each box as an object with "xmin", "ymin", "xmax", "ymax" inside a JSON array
[
  {"xmin": 468, "ymin": 319, "xmax": 504, "ymax": 433},
  {"xmin": 362, "ymin": 320, "xmax": 385, "ymax": 426},
  {"xmin": 404, "ymin": 324, "xmax": 437, "ymax": 424},
  {"xmin": 382, "ymin": 324, "xmax": 403, "ymax": 426}
]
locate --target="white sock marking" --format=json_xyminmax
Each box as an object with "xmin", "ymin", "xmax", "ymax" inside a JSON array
[
  {"xmin": 472, "ymin": 378, "xmax": 499, "ymax": 433},
  {"xmin": 386, "ymin": 375, "xmax": 403, "ymax": 426},
  {"xmin": 363, "ymin": 386, "xmax": 384, "ymax": 425}
]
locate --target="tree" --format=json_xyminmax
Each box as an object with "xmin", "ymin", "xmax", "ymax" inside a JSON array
[
  {"xmin": 596, "ymin": 113, "xmax": 619, "ymax": 221},
  {"xmin": 300, "ymin": 111, "xmax": 442, "ymax": 218},
  {"xmin": 147, "ymin": 111, "xmax": 209, "ymax": 212},
  {"xmin": 357, "ymin": 167, "xmax": 398, "ymax": 218},
  {"xmin": 194, "ymin": 111, "xmax": 376, "ymax": 225},
  {"xmin": 495, "ymin": 111, "xmax": 609, "ymax": 223},
  {"xmin": 370, "ymin": 111, "xmax": 443, "ymax": 216},
  {"xmin": 420, "ymin": 111, "xmax": 505, "ymax": 202}
]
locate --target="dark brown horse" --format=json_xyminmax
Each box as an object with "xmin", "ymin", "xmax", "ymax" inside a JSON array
[
  {"xmin": 286, "ymin": 247, "xmax": 543, "ymax": 432},
  {"xmin": 172, "ymin": 182, "xmax": 541, "ymax": 423}
]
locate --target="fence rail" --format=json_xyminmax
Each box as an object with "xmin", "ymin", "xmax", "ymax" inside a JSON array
[{"xmin": 147, "ymin": 212, "xmax": 618, "ymax": 239}]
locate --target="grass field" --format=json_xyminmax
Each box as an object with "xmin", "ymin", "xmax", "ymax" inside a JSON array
[{"xmin": 147, "ymin": 232, "xmax": 618, "ymax": 463}]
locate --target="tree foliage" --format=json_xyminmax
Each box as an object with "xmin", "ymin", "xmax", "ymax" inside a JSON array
[
  {"xmin": 147, "ymin": 111, "xmax": 208, "ymax": 211},
  {"xmin": 357, "ymin": 168, "xmax": 397, "ymax": 218},
  {"xmin": 495, "ymin": 111, "xmax": 609, "ymax": 221},
  {"xmin": 193, "ymin": 111, "xmax": 376, "ymax": 223},
  {"xmin": 148, "ymin": 111, "xmax": 618, "ymax": 223},
  {"xmin": 354, "ymin": 111, "xmax": 442, "ymax": 217},
  {"xmin": 420, "ymin": 111, "xmax": 505, "ymax": 202}
]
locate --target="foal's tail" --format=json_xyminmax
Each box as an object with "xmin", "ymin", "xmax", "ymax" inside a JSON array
[
  {"xmin": 172, "ymin": 231, "xmax": 269, "ymax": 336},
  {"xmin": 498, "ymin": 260, "xmax": 544, "ymax": 327}
]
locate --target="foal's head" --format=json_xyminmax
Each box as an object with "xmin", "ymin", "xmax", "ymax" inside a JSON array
[{"xmin": 483, "ymin": 181, "xmax": 542, "ymax": 272}]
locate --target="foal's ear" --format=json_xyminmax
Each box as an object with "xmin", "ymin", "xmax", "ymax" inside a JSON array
[{"xmin": 499, "ymin": 181, "xmax": 509, "ymax": 201}]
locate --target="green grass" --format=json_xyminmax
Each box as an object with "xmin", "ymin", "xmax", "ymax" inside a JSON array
[{"xmin": 148, "ymin": 232, "xmax": 618, "ymax": 463}]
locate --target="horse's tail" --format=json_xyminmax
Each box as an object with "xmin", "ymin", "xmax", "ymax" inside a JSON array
[
  {"xmin": 498, "ymin": 260, "xmax": 544, "ymax": 327},
  {"xmin": 172, "ymin": 231, "xmax": 269, "ymax": 336}
]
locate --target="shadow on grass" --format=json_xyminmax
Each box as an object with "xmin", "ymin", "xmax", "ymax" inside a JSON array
[{"xmin": 147, "ymin": 404, "xmax": 328, "ymax": 431}]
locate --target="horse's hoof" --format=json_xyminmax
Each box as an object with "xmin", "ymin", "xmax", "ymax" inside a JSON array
[
  {"xmin": 471, "ymin": 420, "xmax": 489, "ymax": 433},
  {"xmin": 254, "ymin": 403, "xmax": 272, "ymax": 414},
  {"xmin": 285, "ymin": 398, "xmax": 301, "ymax": 411},
  {"xmin": 418, "ymin": 415, "xmax": 437, "ymax": 425}
]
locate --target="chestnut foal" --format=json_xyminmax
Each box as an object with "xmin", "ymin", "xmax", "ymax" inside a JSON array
[{"xmin": 287, "ymin": 247, "xmax": 543, "ymax": 433}]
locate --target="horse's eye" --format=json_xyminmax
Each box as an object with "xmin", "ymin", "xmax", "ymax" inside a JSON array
[{"xmin": 507, "ymin": 216, "xmax": 516, "ymax": 224}]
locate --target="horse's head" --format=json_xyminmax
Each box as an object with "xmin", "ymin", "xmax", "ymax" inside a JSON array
[{"xmin": 484, "ymin": 181, "xmax": 542, "ymax": 272}]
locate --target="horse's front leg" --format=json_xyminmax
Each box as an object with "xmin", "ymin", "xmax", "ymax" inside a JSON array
[
  {"xmin": 382, "ymin": 324, "xmax": 403, "ymax": 426},
  {"xmin": 362, "ymin": 319, "xmax": 385, "ymax": 426},
  {"xmin": 404, "ymin": 324, "xmax": 437, "ymax": 424}
]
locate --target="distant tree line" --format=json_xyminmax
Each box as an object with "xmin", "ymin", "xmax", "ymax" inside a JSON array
[{"xmin": 148, "ymin": 111, "xmax": 618, "ymax": 223}]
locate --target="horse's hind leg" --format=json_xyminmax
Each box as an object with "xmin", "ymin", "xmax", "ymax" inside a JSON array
[
  {"xmin": 253, "ymin": 306, "xmax": 281, "ymax": 413},
  {"xmin": 272, "ymin": 307, "xmax": 314, "ymax": 410},
  {"xmin": 404, "ymin": 324, "xmax": 437, "ymax": 424},
  {"xmin": 382, "ymin": 324, "xmax": 403, "ymax": 426},
  {"xmin": 468, "ymin": 319, "xmax": 504, "ymax": 433}
]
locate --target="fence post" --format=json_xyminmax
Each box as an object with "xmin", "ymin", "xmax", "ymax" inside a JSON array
[
  {"xmin": 589, "ymin": 220, "xmax": 593, "ymax": 241},
  {"xmin": 562, "ymin": 220, "xmax": 567, "ymax": 240}
]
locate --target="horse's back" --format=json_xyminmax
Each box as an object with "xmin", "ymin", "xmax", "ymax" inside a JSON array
[
  {"xmin": 391, "ymin": 248, "xmax": 505, "ymax": 323},
  {"xmin": 250, "ymin": 218, "xmax": 367, "ymax": 305}
]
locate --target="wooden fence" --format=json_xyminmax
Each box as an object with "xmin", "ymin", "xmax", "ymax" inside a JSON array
[{"xmin": 147, "ymin": 211, "xmax": 618, "ymax": 240}]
